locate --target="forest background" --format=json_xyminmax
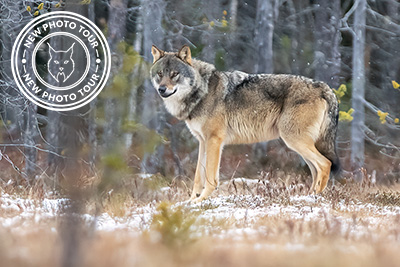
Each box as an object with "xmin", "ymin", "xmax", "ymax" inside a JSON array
[{"xmin": 0, "ymin": 0, "xmax": 400, "ymax": 195}]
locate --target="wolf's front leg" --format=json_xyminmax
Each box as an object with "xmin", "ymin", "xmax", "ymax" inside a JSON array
[
  {"xmin": 192, "ymin": 136, "xmax": 224, "ymax": 203},
  {"xmin": 190, "ymin": 139, "xmax": 206, "ymax": 200}
]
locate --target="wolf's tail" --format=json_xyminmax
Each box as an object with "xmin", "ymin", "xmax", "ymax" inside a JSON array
[{"xmin": 315, "ymin": 85, "xmax": 341, "ymax": 178}]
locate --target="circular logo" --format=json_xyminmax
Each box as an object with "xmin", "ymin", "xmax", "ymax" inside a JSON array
[{"xmin": 11, "ymin": 11, "xmax": 111, "ymax": 111}]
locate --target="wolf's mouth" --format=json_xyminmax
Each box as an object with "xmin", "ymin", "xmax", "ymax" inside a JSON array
[{"xmin": 161, "ymin": 88, "xmax": 177, "ymax": 98}]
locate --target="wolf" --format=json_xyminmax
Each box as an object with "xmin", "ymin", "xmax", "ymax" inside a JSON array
[{"xmin": 150, "ymin": 45, "xmax": 340, "ymax": 203}]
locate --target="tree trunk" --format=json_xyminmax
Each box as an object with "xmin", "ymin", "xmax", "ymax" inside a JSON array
[
  {"xmin": 56, "ymin": 4, "xmax": 90, "ymax": 267},
  {"xmin": 46, "ymin": 37, "xmax": 62, "ymax": 176},
  {"xmin": 201, "ymin": 0, "xmax": 221, "ymax": 63},
  {"xmin": 313, "ymin": 0, "xmax": 341, "ymax": 88},
  {"xmin": 133, "ymin": 2, "xmax": 143, "ymax": 53},
  {"xmin": 351, "ymin": 0, "xmax": 366, "ymax": 180},
  {"xmin": 254, "ymin": 0, "xmax": 275, "ymax": 74},
  {"xmin": 0, "ymin": 1, "xmax": 24, "ymax": 142},
  {"xmin": 253, "ymin": 0, "xmax": 277, "ymax": 161},
  {"xmin": 24, "ymin": 101, "xmax": 39, "ymax": 180},
  {"xmin": 108, "ymin": 0, "xmax": 128, "ymax": 51},
  {"xmin": 88, "ymin": 2, "xmax": 97, "ymax": 165},
  {"xmin": 288, "ymin": 0, "xmax": 300, "ymax": 75},
  {"xmin": 140, "ymin": 0, "xmax": 166, "ymax": 174},
  {"xmin": 103, "ymin": 0, "xmax": 128, "ymax": 150},
  {"xmin": 230, "ymin": 0, "xmax": 239, "ymax": 31},
  {"xmin": 124, "ymin": 0, "xmax": 142, "ymax": 149}
]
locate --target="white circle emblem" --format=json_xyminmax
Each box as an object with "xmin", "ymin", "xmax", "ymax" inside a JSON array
[{"xmin": 11, "ymin": 11, "xmax": 111, "ymax": 111}]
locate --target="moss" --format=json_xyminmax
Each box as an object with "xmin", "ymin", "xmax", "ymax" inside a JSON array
[{"xmin": 149, "ymin": 202, "xmax": 199, "ymax": 247}]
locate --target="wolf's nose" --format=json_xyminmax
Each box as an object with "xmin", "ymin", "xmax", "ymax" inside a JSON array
[
  {"xmin": 158, "ymin": 86, "xmax": 167, "ymax": 95},
  {"xmin": 59, "ymin": 67, "xmax": 64, "ymax": 71}
]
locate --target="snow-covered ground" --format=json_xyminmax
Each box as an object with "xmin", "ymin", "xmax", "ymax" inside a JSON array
[
  {"xmin": 1, "ymin": 191, "xmax": 399, "ymax": 243},
  {"xmin": 2, "ymin": 183, "xmax": 400, "ymax": 267}
]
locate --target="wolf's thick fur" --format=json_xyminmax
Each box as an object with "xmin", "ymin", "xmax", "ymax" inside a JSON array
[{"xmin": 150, "ymin": 45, "xmax": 340, "ymax": 203}]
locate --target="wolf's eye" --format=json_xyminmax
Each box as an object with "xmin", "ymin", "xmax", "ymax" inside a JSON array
[
  {"xmin": 54, "ymin": 60, "xmax": 59, "ymax": 64},
  {"xmin": 171, "ymin": 72, "xmax": 179, "ymax": 78},
  {"xmin": 157, "ymin": 71, "xmax": 163, "ymax": 77},
  {"xmin": 64, "ymin": 60, "xmax": 69, "ymax": 64}
]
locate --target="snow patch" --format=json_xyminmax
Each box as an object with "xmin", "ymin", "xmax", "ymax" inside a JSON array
[{"xmin": 1, "ymin": 193, "xmax": 399, "ymax": 243}]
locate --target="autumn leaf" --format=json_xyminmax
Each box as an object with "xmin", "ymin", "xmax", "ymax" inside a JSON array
[
  {"xmin": 33, "ymin": 11, "xmax": 39, "ymax": 16},
  {"xmin": 38, "ymin": 3, "xmax": 44, "ymax": 10},
  {"xmin": 339, "ymin": 108, "xmax": 354, "ymax": 122},
  {"xmin": 392, "ymin": 80, "xmax": 400, "ymax": 89},
  {"xmin": 348, "ymin": 108, "xmax": 354, "ymax": 115},
  {"xmin": 333, "ymin": 84, "xmax": 347, "ymax": 101},
  {"xmin": 377, "ymin": 110, "xmax": 389, "ymax": 124},
  {"xmin": 26, "ymin": 6, "xmax": 31, "ymax": 12}
]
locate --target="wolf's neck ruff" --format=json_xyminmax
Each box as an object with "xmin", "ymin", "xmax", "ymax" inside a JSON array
[{"xmin": 176, "ymin": 60, "xmax": 215, "ymax": 120}]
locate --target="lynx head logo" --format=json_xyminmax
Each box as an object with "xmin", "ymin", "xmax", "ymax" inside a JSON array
[{"xmin": 47, "ymin": 42, "xmax": 75, "ymax": 83}]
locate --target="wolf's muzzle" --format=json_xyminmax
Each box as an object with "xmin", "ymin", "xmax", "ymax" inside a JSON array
[{"xmin": 158, "ymin": 86, "xmax": 177, "ymax": 98}]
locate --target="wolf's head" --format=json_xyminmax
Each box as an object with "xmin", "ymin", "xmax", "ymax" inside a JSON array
[
  {"xmin": 150, "ymin": 45, "xmax": 195, "ymax": 99},
  {"xmin": 150, "ymin": 45, "xmax": 215, "ymax": 120},
  {"xmin": 47, "ymin": 43, "xmax": 75, "ymax": 83}
]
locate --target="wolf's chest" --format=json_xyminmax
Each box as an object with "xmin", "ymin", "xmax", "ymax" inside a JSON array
[{"xmin": 185, "ymin": 119, "xmax": 206, "ymax": 141}]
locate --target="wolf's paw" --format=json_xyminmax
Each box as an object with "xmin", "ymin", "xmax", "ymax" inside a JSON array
[
  {"xmin": 189, "ymin": 191, "xmax": 201, "ymax": 201},
  {"xmin": 187, "ymin": 195, "xmax": 205, "ymax": 204},
  {"xmin": 308, "ymin": 188, "xmax": 316, "ymax": 195},
  {"xmin": 191, "ymin": 197, "xmax": 205, "ymax": 204}
]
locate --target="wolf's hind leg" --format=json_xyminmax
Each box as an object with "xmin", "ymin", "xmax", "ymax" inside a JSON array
[
  {"xmin": 190, "ymin": 139, "xmax": 206, "ymax": 200},
  {"xmin": 317, "ymin": 160, "xmax": 331, "ymax": 193},
  {"xmin": 281, "ymin": 136, "xmax": 331, "ymax": 194},
  {"xmin": 279, "ymin": 100, "xmax": 331, "ymax": 194},
  {"xmin": 192, "ymin": 135, "xmax": 224, "ymax": 203},
  {"xmin": 304, "ymin": 159, "xmax": 317, "ymax": 192}
]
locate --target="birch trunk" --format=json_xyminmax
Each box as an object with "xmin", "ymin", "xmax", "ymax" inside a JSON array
[
  {"xmin": 314, "ymin": 0, "xmax": 341, "ymax": 88},
  {"xmin": 140, "ymin": 0, "xmax": 166, "ymax": 174},
  {"xmin": 103, "ymin": 0, "xmax": 128, "ymax": 150},
  {"xmin": 253, "ymin": 0, "xmax": 277, "ymax": 160},
  {"xmin": 351, "ymin": 0, "xmax": 366, "ymax": 180},
  {"xmin": 230, "ymin": 0, "xmax": 239, "ymax": 31},
  {"xmin": 24, "ymin": 101, "xmax": 38, "ymax": 180},
  {"xmin": 254, "ymin": 0, "xmax": 275, "ymax": 74},
  {"xmin": 124, "ymin": 0, "xmax": 142, "ymax": 149}
]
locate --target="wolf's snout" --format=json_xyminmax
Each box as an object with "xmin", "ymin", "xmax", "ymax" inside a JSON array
[
  {"xmin": 158, "ymin": 86, "xmax": 167, "ymax": 95},
  {"xmin": 158, "ymin": 86, "xmax": 177, "ymax": 98}
]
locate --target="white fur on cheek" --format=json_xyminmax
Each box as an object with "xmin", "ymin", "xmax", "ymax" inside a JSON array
[
  {"xmin": 163, "ymin": 81, "xmax": 192, "ymax": 119},
  {"xmin": 151, "ymin": 79, "xmax": 160, "ymax": 91}
]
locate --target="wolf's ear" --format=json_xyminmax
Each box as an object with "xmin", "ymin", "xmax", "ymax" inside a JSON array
[
  {"xmin": 151, "ymin": 45, "xmax": 164, "ymax": 63},
  {"xmin": 178, "ymin": 45, "xmax": 192, "ymax": 65}
]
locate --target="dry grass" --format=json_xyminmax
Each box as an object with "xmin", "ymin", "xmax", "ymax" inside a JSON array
[{"xmin": 1, "ymin": 171, "xmax": 400, "ymax": 267}]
